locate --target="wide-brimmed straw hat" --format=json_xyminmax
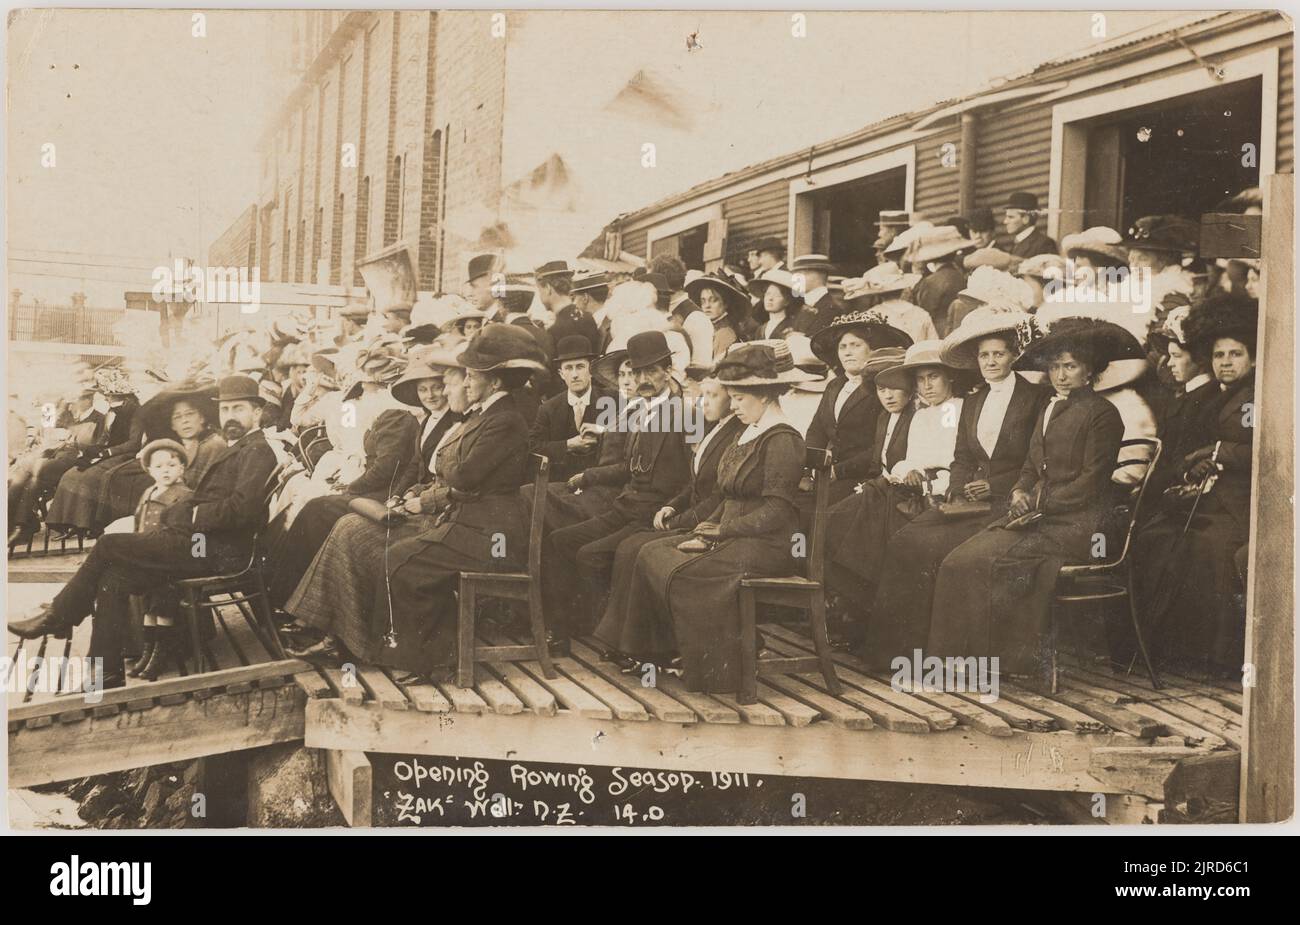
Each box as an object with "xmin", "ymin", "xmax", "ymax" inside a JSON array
[
  {"xmin": 458, "ymin": 324, "xmax": 548, "ymax": 373},
  {"xmin": 343, "ymin": 337, "xmax": 408, "ymax": 401},
  {"xmin": 939, "ymin": 306, "xmax": 1034, "ymax": 370},
  {"xmin": 959, "ymin": 265, "xmax": 1036, "ymax": 311},
  {"xmin": 809, "ymin": 308, "xmax": 914, "ymax": 369},
  {"xmin": 685, "ymin": 271, "xmax": 750, "ymax": 324},
  {"xmin": 713, "ymin": 341, "xmax": 817, "ymax": 387},
  {"xmin": 842, "ymin": 263, "xmax": 923, "ymax": 302},
  {"xmin": 746, "ymin": 268, "xmax": 804, "ymax": 303},
  {"xmin": 882, "ymin": 221, "xmax": 934, "ymax": 256},
  {"xmin": 392, "ymin": 362, "xmax": 448, "ymax": 407},
  {"xmin": 1062, "ymin": 226, "xmax": 1128, "ymax": 265},
  {"xmin": 907, "ymin": 225, "xmax": 977, "ymax": 264},
  {"xmin": 875, "ymin": 340, "xmax": 964, "ymax": 391},
  {"xmin": 1013, "ymin": 317, "xmax": 1147, "ymax": 375},
  {"xmin": 861, "ymin": 346, "xmax": 909, "ymax": 381}
]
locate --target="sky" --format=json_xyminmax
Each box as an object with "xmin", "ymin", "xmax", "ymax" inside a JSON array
[{"xmin": 7, "ymin": 8, "xmax": 1194, "ymax": 303}]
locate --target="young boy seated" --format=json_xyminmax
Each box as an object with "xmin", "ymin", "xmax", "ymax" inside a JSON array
[{"xmin": 127, "ymin": 439, "xmax": 195, "ymax": 680}]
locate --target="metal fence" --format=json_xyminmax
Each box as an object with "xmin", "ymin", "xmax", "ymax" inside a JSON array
[{"xmin": 7, "ymin": 304, "xmax": 125, "ymax": 346}]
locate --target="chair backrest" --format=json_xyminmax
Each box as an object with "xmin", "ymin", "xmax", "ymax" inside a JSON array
[
  {"xmin": 806, "ymin": 446, "xmax": 832, "ymax": 584},
  {"xmin": 527, "ymin": 454, "xmax": 550, "ymax": 576},
  {"xmin": 297, "ymin": 424, "xmax": 329, "ymax": 475},
  {"xmin": 1109, "ymin": 437, "xmax": 1162, "ymax": 567}
]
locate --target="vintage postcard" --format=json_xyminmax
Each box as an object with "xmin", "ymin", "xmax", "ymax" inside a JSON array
[{"xmin": 4, "ymin": 7, "xmax": 1293, "ymax": 836}]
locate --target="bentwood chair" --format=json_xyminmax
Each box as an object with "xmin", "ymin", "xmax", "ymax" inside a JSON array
[
  {"xmin": 456, "ymin": 454, "xmax": 557, "ymax": 688},
  {"xmin": 170, "ymin": 462, "xmax": 291, "ymax": 674},
  {"xmin": 737, "ymin": 447, "xmax": 842, "ymax": 705},
  {"xmin": 1049, "ymin": 437, "xmax": 1163, "ymax": 693}
]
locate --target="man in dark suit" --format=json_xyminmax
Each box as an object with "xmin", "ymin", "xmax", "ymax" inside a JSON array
[
  {"xmin": 909, "ymin": 226, "xmax": 972, "ymax": 338},
  {"xmin": 528, "ymin": 335, "xmax": 615, "ymax": 482},
  {"xmin": 571, "ymin": 270, "xmax": 614, "ymax": 354},
  {"xmin": 8, "ymin": 376, "xmax": 279, "ymax": 689},
  {"xmin": 541, "ymin": 331, "xmax": 692, "ymax": 643},
  {"xmin": 537, "ymin": 260, "xmax": 600, "ymax": 351},
  {"xmin": 1002, "ymin": 191, "xmax": 1059, "ymax": 259},
  {"xmin": 789, "ymin": 254, "xmax": 839, "ymax": 335}
]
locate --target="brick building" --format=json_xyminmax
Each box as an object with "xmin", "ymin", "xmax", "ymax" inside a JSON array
[{"xmin": 210, "ymin": 10, "xmax": 511, "ymax": 306}]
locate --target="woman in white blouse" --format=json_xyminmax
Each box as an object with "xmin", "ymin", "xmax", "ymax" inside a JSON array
[{"xmin": 822, "ymin": 340, "xmax": 966, "ymax": 625}]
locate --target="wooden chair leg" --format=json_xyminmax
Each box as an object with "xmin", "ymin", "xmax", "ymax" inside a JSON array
[
  {"xmin": 457, "ymin": 579, "xmax": 476, "ymax": 689},
  {"xmin": 529, "ymin": 586, "xmax": 556, "ymax": 679},
  {"xmin": 738, "ymin": 587, "xmax": 758, "ymax": 706},
  {"xmin": 185, "ymin": 589, "xmax": 206, "ymax": 673},
  {"xmin": 807, "ymin": 591, "xmax": 842, "ymax": 696},
  {"xmin": 254, "ymin": 575, "xmax": 288, "ymax": 659},
  {"xmin": 1125, "ymin": 570, "xmax": 1162, "ymax": 691}
]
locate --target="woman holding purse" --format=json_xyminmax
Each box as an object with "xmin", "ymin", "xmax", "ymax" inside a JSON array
[{"xmin": 616, "ymin": 343, "xmax": 811, "ymax": 693}]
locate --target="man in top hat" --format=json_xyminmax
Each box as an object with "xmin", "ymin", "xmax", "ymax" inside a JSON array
[
  {"xmin": 541, "ymin": 330, "xmax": 692, "ymax": 646},
  {"xmin": 466, "ymin": 253, "xmax": 508, "ymax": 319},
  {"xmin": 537, "ymin": 260, "xmax": 601, "ymax": 356},
  {"xmin": 9, "ymin": 376, "xmax": 280, "ymax": 689},
  {"xmin": 528, "ymin": 335, "xmax": 617, "ymax": 483},
  {"xmin": 790, "ymin": 254, "xmax": 841, "ymax": 331},
  {"xmin": 571, "ymin": 270, "xmax": 614, "ymax": 354},
  {"xmin": 1001, "ymin": 191, "xmax": 1058, "ymax": 259}
]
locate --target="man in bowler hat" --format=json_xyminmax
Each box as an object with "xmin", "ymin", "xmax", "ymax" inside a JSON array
[
  {"xmin": 1001, "ymin": 192, "xmax": 1058, "ymax": 259},
  {"xmin": 9, "ymin": 376, "xmax": 279, "ymax": 689},
  {"xmin": 528, "ymin": 335, "xmax": 617, "ymax": 482},
  {"xmin": 541, "ymin": 331, "xmax": 692, "ymax": 645}
]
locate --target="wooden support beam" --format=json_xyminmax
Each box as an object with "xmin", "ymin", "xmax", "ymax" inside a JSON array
[
  {"xmin": 324, "ymin": 749, "xmax": 373, "ymax": 827},
  {"xmin": 1241, "ymin": 172, "xmax": 1295, "ymax": 824},
  {"xmin": 9, "ymin": 684, "xmax": 306, "ymax": 788},
  {"xmin": 305, "ymin": 700, "xmax": 1132, "ymax": 794}
]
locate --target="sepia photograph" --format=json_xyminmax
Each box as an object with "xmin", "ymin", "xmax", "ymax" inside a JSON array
[{"xmin": 3, "ymin": 6, "xmax": 1294, "ymax": 845}]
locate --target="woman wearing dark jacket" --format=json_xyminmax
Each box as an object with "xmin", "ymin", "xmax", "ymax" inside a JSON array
[
  {"xmin": 594, "ymin": 375, "xmax": 745, "ymax": 664},
  {"xmin": 47, "ymin": 383, "xmax": 225, "ymax": 536},
  {"xmin": 865, "ymin": 308, "xmax": 1047, "ymax": 660},
  {"xmin": 923, "ymin": 320, "xmax": 1128, "ymax": 680},
  {"xmin": 1133, "ymin": 298, "xmax": 1257, "ymax": 677},
  {"xmin": 268, "ymin": 345, "xmax": 455, "ymax": 607},
  {"xmin": 612, "ymin": 342, "xmax": 811, "ymax": 693},
  {"xmin": 803, "ymin": 310, "xmax": 915, "ymax": 507},
  {"xmin": 283, "ymin": 326, "xmax": 545, "ymax": 682},
  {"xmin": 11, "ymin": 370, "xmax": 141, "ymax": 543}
]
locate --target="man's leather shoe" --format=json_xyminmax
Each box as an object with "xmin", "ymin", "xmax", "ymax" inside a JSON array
[{"xmin": 7, "ymin": 606, "xmax": 68, "ymax": 639}]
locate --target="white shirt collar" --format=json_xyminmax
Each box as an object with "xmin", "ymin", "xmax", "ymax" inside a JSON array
[
  {"xmin": 1185, "ymin": 373, "xmax": 1213, "ymax": 393},
  {"xmin": 738, "ymin": 404, "xmax": 787, "ymax": 445},
  {"xmin": 803, "ymin": 286, "xmax": 828, "ymax": 305},
  {"xmin": 567, "ymin": 387, "xmax": 592, "ymax": 408},
  {"xmin": 986, "ymin": 373, "xmax": 1017, "ymax": 393},
  {"xmin": 476, "ymin": 391, "xmax": 508, "ymax": 413},
  {"xmin": 1015, "ymin": 225, "xmax": 1036, "ymax": 243}
]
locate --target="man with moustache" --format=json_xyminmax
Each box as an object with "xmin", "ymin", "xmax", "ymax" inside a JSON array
[
  {"xmin": 541, "ymin": 331, "xmax": 692, "ymax": 647},
  {"xmin": 8, "ymin": 376, "xmax": 279, "ymax": 690}
]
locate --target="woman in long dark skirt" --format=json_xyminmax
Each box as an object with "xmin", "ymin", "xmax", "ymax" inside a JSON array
[
  {"xmin": 593, "ymin": 375, "xmax": 744, "ymax": 664},
  {"xmin": 865, "ymin": 307, "xmax": 1046, "ymax": 663},
  {"xmin": 46, "ymin": 382, "xmax": 222, "ymax": 534},
  {"xmin": 925, "ymin": 320, "xmax": 1128, "ymax": 681},
  {"xmin": 619, "ymin": 342, "xmax": 810, "ymax": 693},
  {"xmin": 822, "ymin": 339, "xmax": 964, "ymax": 629},
  {"xmin": 1133, "ymin": 297, "xmax": 1257, "ymax": 678},
  {"xmin": 284, "ymin": 326, "xmax": 545, "ymax": 682},
  {"xmin": 266, "ymin": 343, "xmax": 456, "ymax": 607}
]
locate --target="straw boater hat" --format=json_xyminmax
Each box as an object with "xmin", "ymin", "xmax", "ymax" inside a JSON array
[
  {"xmin": 458, "ymin": 324, "xmax": 549, "ymax": 373},
  {"xmin": 137, "ymin": 437, "xmax": 189, "ymax": 468},
  {"xmin": 861, "ymin": 346, "xmax": 909, "ymax": 381},
  {"xmin": 790, "ymin": 254, "xmax": 836, "ymax": 274},
  {"xmin": 882, "ymin": 221, "xmax": 933, "ymax": 257},
  {"xmin": 907, "ymin": 225, "xmax": 977, "ymax": 264},
  {"xmin": 809, "ymin": 308, "xmax": 914, "ymax": 369},
  {"xmin": 713, "ymin": 341, "xmax": 817, "ymax": 387},
  {"xmin": 534, "ymin": 260, "xmax": 574, "ymax": 284},
  {"xmin": 875, "ymin": 340, "xmax": 964, "ymax": 391},
  {"xmin": 841, "ymin": 263, "xmax": 923, "ymax": 302},
  {"xmin": 1013, "ymin": 317, "xmax": 1147, "ymax": 377},
  {"xmin": 939, "ymin": 306, "xmax": 1034, "ymax": 370},
  {"xmin": 685, "ymin": 271, "xmax": 750, "ymax": 324},
  {"xmin": 1062, "ymin": 226, "xmax": 1128, "ymax": 266}
]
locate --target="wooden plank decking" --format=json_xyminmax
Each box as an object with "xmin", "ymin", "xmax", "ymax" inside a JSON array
[{"xmin": 7, "ymin": 558, "xmax": 1243, "ymax": 820}]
